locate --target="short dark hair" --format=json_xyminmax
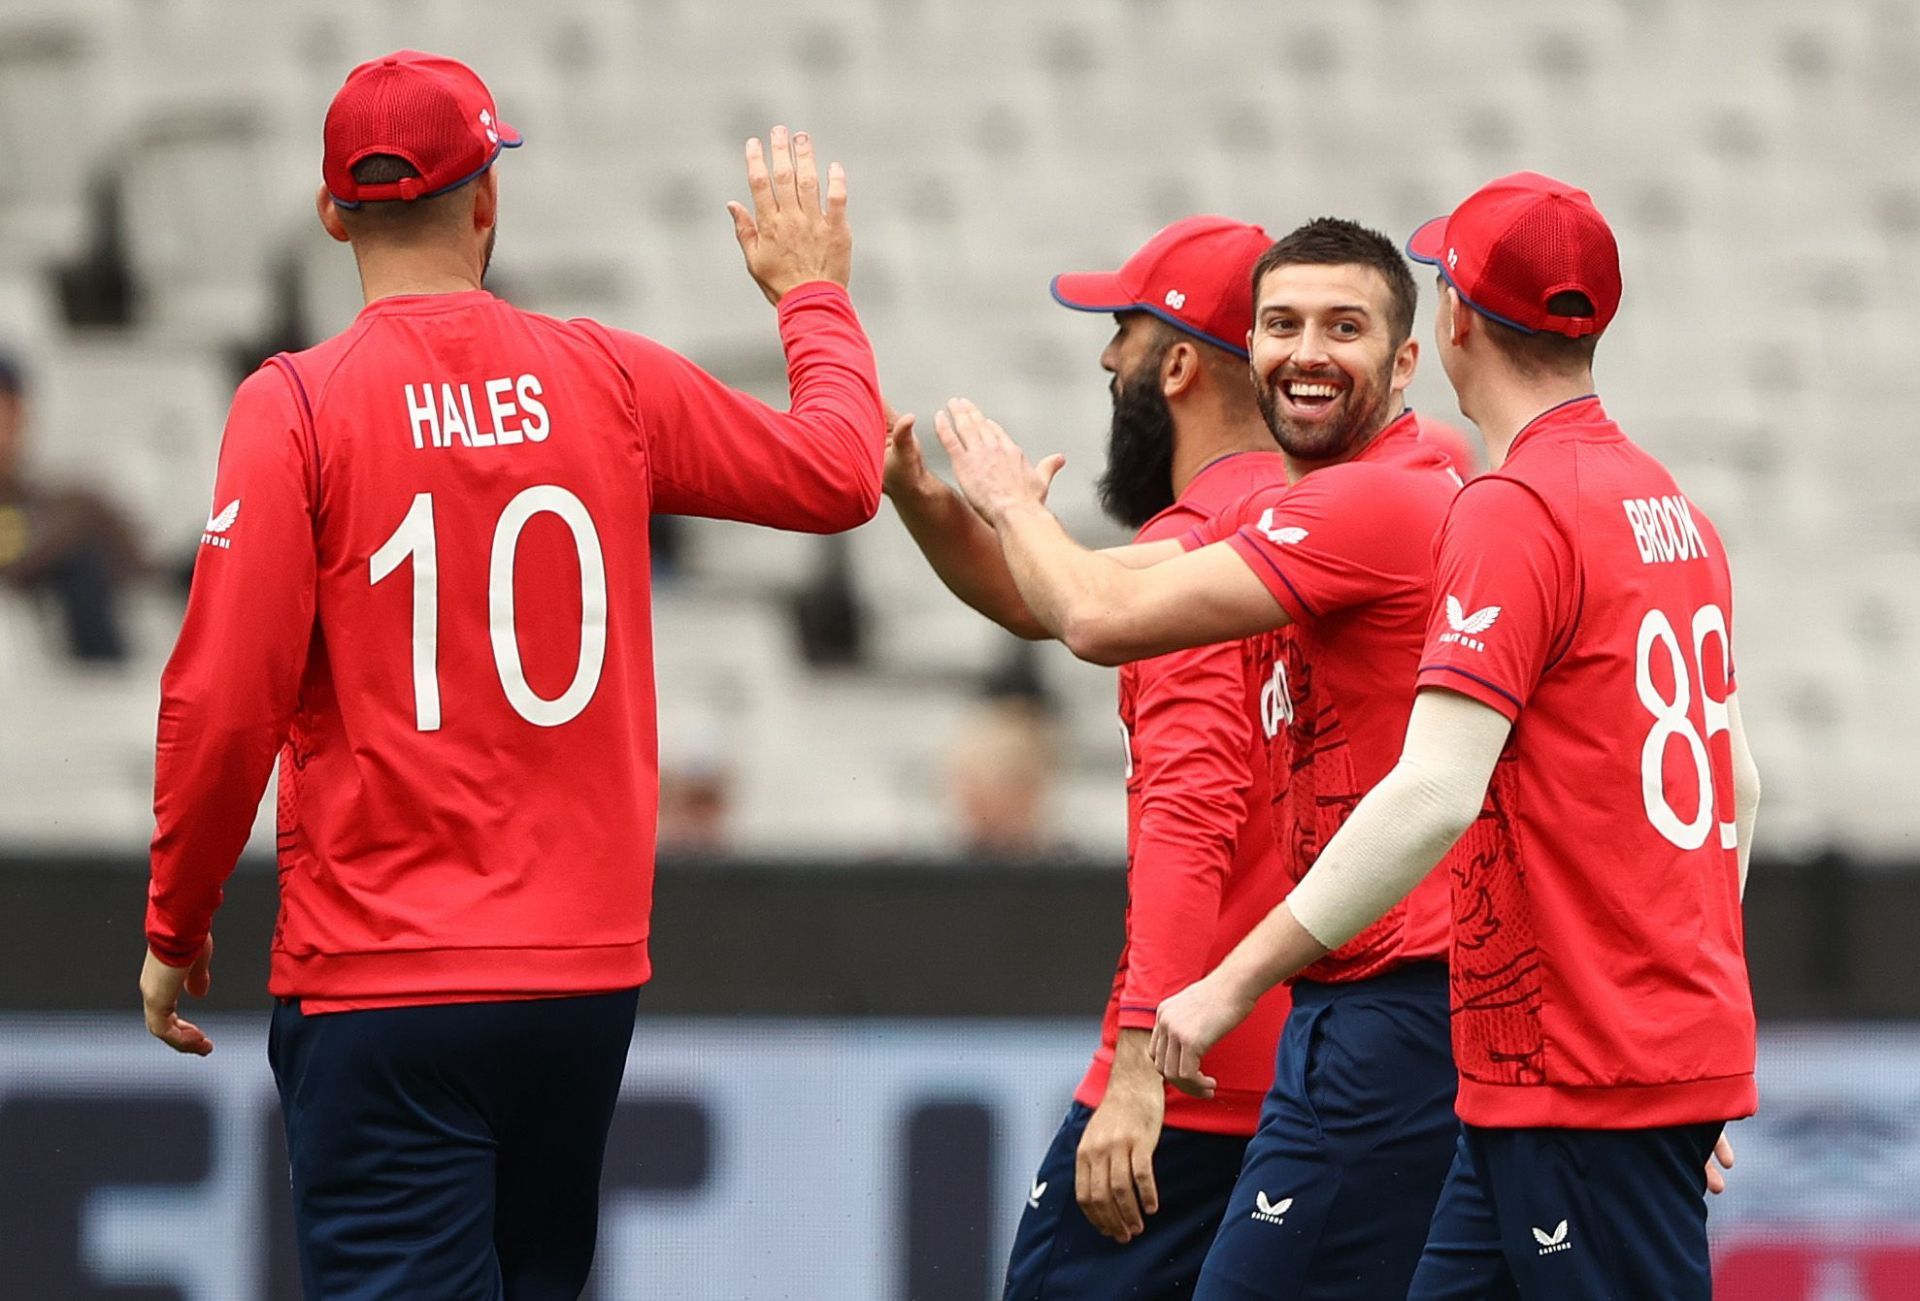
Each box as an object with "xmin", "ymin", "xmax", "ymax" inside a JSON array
[
  {"xmin": 1251, "ymin": 218, "xmax": 1418, "ymax": 346},
  {"xmin": 336, "ymin": 154, "xmax": 472, "ymax": 237},
  {"xmin": 1476, "ymin": 288, "xmax": 1601, "ymax": 378}
]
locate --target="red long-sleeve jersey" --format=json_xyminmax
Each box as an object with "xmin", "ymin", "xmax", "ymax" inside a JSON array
[
  {"xmin": 147, "ymin": 282, "xmax": 883, "ymax": 1010},
  {"xmin": 1074, "ymin": 451, "xmax": 1294, "ymax": 1136}
]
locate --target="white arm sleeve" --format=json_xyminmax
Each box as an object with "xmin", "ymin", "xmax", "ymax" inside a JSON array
[
  {"xmin": 1727, "ymin": 692, "xmax": 1761, "ymax": 900},
  {"xmin": 1286, "ymin": 690, "xmax": 1514, "ymax": 951}
]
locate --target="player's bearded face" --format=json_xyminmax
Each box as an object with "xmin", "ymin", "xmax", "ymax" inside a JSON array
[
  {"xmin": 1254, "ymin": 348, "xmax": 1396, "ymax": 464},
  {"xmin": 1095, "ymin": 346, "xmax": 1178, "ymax": 530},
  {"xmin": 1250, "ymin": 263, "xmax": 1406, "ymax": 465}
]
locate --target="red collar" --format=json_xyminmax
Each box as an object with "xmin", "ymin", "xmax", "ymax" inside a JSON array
[{"xmin": 1506, "ymin": 394, "xmax": 1604, "ymax": 457}]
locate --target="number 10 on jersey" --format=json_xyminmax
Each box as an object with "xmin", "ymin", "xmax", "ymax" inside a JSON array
[{"xmin": 370, "ymin": 486, "xmax": 608, "ymax": 731}]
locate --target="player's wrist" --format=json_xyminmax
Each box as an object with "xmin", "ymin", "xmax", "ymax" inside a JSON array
[
  {"xmin": 1212, "ymin": 951, "xmax": 1270, "ymax": 1011},
  {"xmin": 144, "ymin": 941, "xmax": 199, "ymax": 970},
  {"xmin": 990, "ymin": 495, "xmax": 1051, "ymax": 529},
  {"xmin": 882, "ymin": 463, "xmax": 941, "ymax": 507},
  {"xmin": 771, "ymin": 276, "xmax": 846, "ymax": 307},
  {"xmin": 1109, "ymin": 1033, "xmax": 1165, "ymax": 1094}
]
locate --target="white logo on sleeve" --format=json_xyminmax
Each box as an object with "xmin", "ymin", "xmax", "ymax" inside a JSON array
[
  {"xmin": 201, "ymin": 499, "xmax": 240, "ymax": 549},
  {"xmin": 1254, "ymin": 509, "xmax": 1308, "ymax": 547},
  {"xmin": 1251, "ymin": 1192, "xmax": 1294, "ymax": 1224},
  {"xmin": 1533, "ymin": 1219, "xmax": 1571, "ymax": 1255},
  {"xmin": 1438, "ymin": 594, "xmax": 1500, "ymax": 652},
  {"xmin": 1164, "ymin": 289, "xmax": 1186, "ymax": 310},
  {"xmin": 1027, "ymin": 1178, "xmax": 1048, "ymax": 1209}
]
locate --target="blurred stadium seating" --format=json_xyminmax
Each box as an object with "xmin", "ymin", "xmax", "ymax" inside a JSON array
[{"xmin": 0, "ymin": 0, "xmax": 1916, "ymax": 860}]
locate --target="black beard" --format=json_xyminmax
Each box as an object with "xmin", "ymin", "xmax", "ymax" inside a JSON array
[
  {"xmin": 1256, "ymin": 355, "xmax": 1397, "ymax": 464},
  {"xmin": 1096, "ymin": 371, "xmax": 1178, "ymax": 530}
]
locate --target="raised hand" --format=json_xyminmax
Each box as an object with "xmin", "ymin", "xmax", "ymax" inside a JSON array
[
  {"xmin": 727, "ymin": 125, "xmax": 851, "ymax": 306},
  {"xmin": 881, "ymin": 403, "xmax": 933, "ymax": 500},
  {"xmin": 931, "ymin": 398, "xmax": 1066, "ymax": 526}
]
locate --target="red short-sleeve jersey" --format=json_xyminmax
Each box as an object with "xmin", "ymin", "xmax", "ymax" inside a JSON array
[
  {"xmin": 1417, "ymin": 396, "xmax": 1756, "ymax": 1130},
  {"xmin": 1186, "ymin": 412, "xmax": 1472, "ymax": 983},
  {"xmin": 1076, "ymin": 450, "xmax": 1294, "ymax": 1136},
  {"xmin": 146, "ymin": 284, "xmax": 883, "ymax": 1009}
]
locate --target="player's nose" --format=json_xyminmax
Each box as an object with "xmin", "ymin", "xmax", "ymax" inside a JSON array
[{"xmin": 1293, "ymin": 325, "xmax": 1332, "ymax": 367}]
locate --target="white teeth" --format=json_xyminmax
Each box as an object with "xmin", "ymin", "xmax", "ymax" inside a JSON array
[{"xmin": 1287, "ymin": 382, "xmax": 1340, "ymax": 399}]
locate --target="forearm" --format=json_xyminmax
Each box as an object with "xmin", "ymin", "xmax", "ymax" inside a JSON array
[
  {"xmin": 642, "ymin": 287, "xmax": 883, "ymax": 530},
  {"xmin": 1213, "ymin": 691, "xmax": 1509, "ymax": 1001},
  {"xmin": 890, "ymin": 479, "xmax": 1047, "ymax": 638},
  {"xmin": 148, "ymin": 640, "xmax": 305, "ymax": 961},
  {"xmin": 994, "ymin": 500, "xmax": 1138, "ymax": 656},
  {"xmin": 1109, "ymin": 1027, "xmax": 1160, "ymax": 1088},
  {"xmin": 1118, "ymin": 812, "xmax": 1240, "ymax": 1024},
  {"xmin": 769, "ymin": 284, "xmax": 884, "ymax": 527},
  {"xmin": 1208, "ymin": 768, "xmax": 1465, "ymax": 1003}
]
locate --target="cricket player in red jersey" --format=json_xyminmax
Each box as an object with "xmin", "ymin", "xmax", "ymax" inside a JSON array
[
  {"xmin": 1151, "ymin": 174, "xmax": 1760, "ymax": 1299},
  {"xmin": 932, "ymin": 219, "xmax": 1482, "ymax": 1300},
  {"xmin": 138, "ymin": 51, "xmax": 883, "ymax": 1297},
  {"xmin": 887, "ymin": 215, "xmax": 1297, "ymax": 1297}
]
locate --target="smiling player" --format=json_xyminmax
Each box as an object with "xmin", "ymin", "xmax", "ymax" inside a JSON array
[
  {"xmin": 932, "ymin": 218, "xmax": 1477, "ymax": 1299},
  {"xmin": 1152, "ymin": 174, "xmax": 1759, "ymax": 1300}
]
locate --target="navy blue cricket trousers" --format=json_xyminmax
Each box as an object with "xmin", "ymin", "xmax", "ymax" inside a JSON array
[
  {"xmin": 1003, "ymin": 1101, "xmax": 1252, "ymax": 1299},
  {"xmin": 1195, "ymin": 960, "xmax": 1460, "ymax": 1301},
  {"xmin": 268, "ymin": 988, "xmax": 639, "ymax": 1300},
  {"xmin": 1408, "ymin": 1120, "xmax": 1722, "ymax": 1299}
]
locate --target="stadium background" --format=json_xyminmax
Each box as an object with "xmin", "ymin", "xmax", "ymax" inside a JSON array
[{"xmin": 2, "ymin": 0, "xmax": 1916, "ymax": 1296}]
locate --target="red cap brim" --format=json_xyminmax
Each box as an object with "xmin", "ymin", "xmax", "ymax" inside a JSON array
[
  {"xmin": 1406, "ymin": 215, "xmax": 1449, "ymax": 266},
  {"xmin": 1050, "ymin": 270, "xmax": 1137, "ymax": 313},
  {"xmin": 494, "ymin": 119, "xmax": 523, "ymax": 147}
]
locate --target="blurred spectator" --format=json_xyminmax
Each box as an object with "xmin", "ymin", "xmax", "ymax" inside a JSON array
[
  {"xmin": 947, "ymin": 685, "xmax": 1060, "ymax": 860},
  {"xmin": 0, "ymin": 350, "xmax": 143, "ymax": 662},
  {"xmin": 789, "ymin": 533, "xmax": 866, "ymax": 667},
  {"xmin": 658, "ymin": 717, "xmax": 736, "ymax": 854},
  {"xmin": 53, "ymin": 172, "xmax": 139, "ymax": 328}
]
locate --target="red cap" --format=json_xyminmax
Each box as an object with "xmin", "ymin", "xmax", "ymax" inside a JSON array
[
  {"xmin": 1407, "ymin": 172, "xmax": 1620, "ymax": 338},
  {"xmin": 1051, "ymin": 215, "xmax": 1272, "ymax": 358},
  {"xmin": 323, "ymin": 50, "xmax": 522, "ymax": 207}
]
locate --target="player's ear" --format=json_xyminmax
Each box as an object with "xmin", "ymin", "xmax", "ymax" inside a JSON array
[
  {"xmin": 473, "ymin": 169, "xmax": 499, "ymax": 232},
  {"xmin": 1444, "ymin": 286, "xmax": 1471, "ymax": 348},
  {"xmin": 1392, "ymin": 334, "xmax": 1419, "ymax": 395},
  {"xmin": 1161, "ymin": 340, "xmax": 1199, "ymax": 399},
  {"xmin": 316, "ymin": 186, "xmax": 350, "ymax": 244}
]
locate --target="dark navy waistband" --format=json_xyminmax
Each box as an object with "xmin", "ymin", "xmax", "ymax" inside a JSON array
[{"xmin": 1290, "ymin": 959, "xmax": 1448, "ymax": 1004}]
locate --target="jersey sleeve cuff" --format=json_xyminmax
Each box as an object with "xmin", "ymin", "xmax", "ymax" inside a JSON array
[
  {"xmin": 774, "ymin": 281, "xmax": 851, "ymax": 314},
  {"xmin": 1115, "ymin": 1004, "xmax": 1160, "ymax": 1031},
  {"xmin": 1226, "ymin": 531, "xmax": 1312, "ymax": 623},
  {"xmin": 144, "ymin": 928, "xmax": 206, "ymax": 968},
  {"xmin": 1416, "ymin": 665, "xmax": 1525, "ymax": 721}
]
